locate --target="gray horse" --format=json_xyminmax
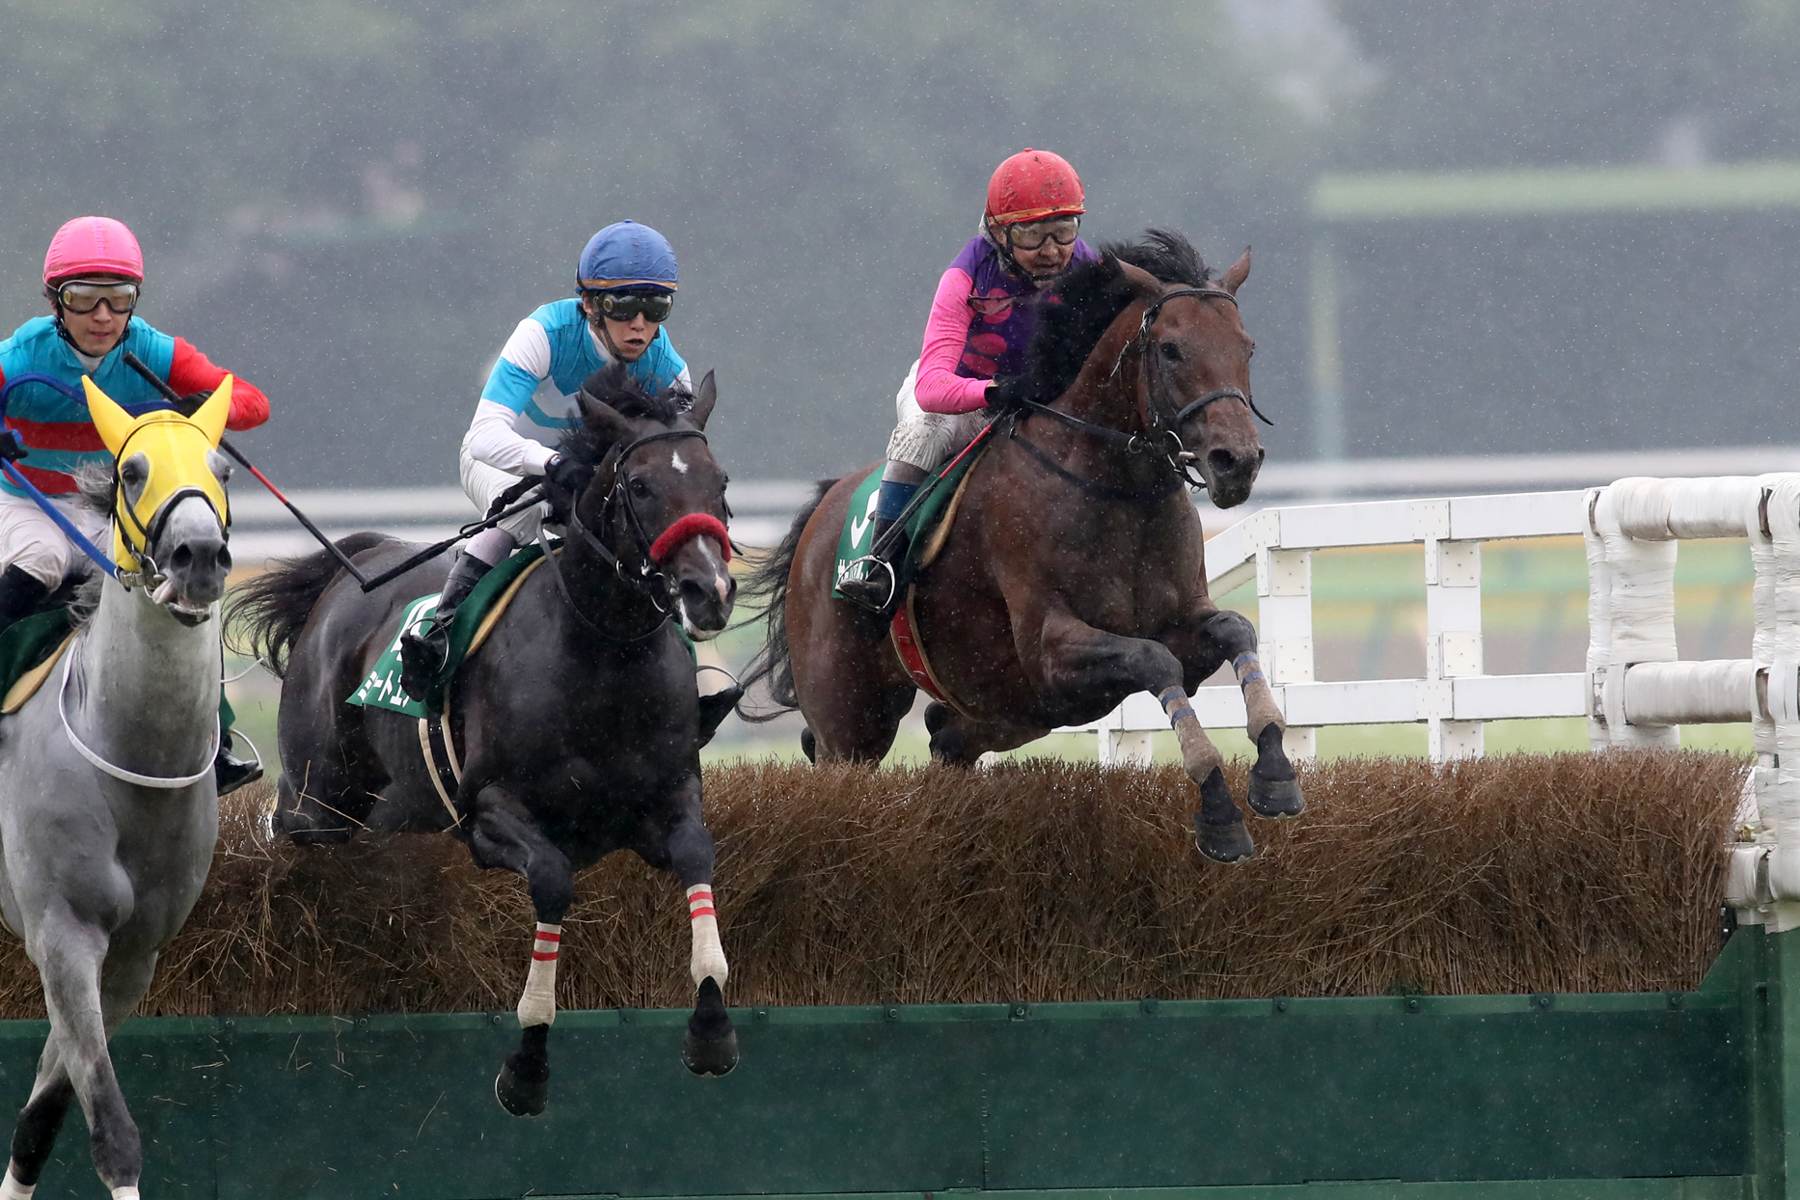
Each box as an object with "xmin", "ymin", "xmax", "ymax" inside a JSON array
[{"xmin": 0, "ymin": 382, "xmax": 234, "ymax": 1200}]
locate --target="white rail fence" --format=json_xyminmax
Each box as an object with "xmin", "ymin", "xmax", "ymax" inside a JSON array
[
  {"xmin": 1059, "ymin": 488, "xmax": 1591, "ymax": 763},
  {"xmin": 1064, "ymin": 473, "xmax": 1800, "ymax": 925}
]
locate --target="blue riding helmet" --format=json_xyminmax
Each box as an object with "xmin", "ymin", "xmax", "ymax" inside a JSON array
[{"xmin": 577, "ymin": 221, "xmax": 679, "ymax": 294}]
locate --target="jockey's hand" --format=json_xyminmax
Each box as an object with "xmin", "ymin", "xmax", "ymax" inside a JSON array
[
  {"xmin": 174, "ymin": 390, "xmax": 212, "ymax": 417},
  {"xmin": 0, "ymin": 431, "xmax": 28, "ymax": 462},
  {"xmin": 544, "ymin": 454, "xmax": 594, "ymax": 497},
  {"xmin": 986, "ymin": 376, "xmax": 1031, "ymax": 412}
]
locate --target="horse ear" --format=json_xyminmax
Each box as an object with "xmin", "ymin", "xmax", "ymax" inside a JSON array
[
  {"xmin": 687, "ymin": 370, "xmax": 717, "ymax": 430},
  {"xmin": 575, "ymin": 387, "xmax": 633, "ymax": 445},
  {"xmin": 1221, "ymin": 247, "xmax": 1251, "ymax": 296}
]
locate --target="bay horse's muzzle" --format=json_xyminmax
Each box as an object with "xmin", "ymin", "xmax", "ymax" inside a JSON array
[{"xmin": 1202, "ymin": 444, "xmax": 1265, "ymax": 510}]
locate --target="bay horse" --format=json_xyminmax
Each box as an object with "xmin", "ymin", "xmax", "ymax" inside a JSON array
[
  {"xmin": 0, "ymin": 382, "xmax": 235, "ymax": 1200},
  {"xmin": 231, "ymin": 366, "xmax": 739, "ymax": 1118},
  {"xmin": 744, "ymin": 230, "xmax": 1301, "ymax": 862}
]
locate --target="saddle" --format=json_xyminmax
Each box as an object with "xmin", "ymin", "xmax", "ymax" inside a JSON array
[{"xmin": 832, "ymin": 433, "xmax": 992, "ymax": 715}]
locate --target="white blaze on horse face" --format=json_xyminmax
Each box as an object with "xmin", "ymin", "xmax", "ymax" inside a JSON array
[
  {"xmin": 670, "ymin": 450, "xmax": 689, "ymax": 474},
  {"xmin": 687, "ymin": 883, "xmax": 728, "ymax": 989},
  {"xmin": 516, "ymin": 922, "xmax": 560, "ymax": 1028}
]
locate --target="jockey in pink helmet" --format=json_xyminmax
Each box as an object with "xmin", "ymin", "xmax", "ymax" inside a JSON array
[
  {"xmin": 0, "ymin": 216, "xmax": 271, "ymax": 791},
  {"xmin": 839, "ymin": 150, "xmax": 1098, "ymax": 611}
]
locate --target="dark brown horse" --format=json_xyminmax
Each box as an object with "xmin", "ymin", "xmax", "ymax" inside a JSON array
[
  {"xmin": 744, "ymin": 231, "xmax": 1301, "ymax": 862},
  {"xmin": 232, "ymin": 367, "xmax": 740, "ymax": 1118}
]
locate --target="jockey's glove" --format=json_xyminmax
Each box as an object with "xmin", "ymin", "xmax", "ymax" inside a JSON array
[
  {"xmin": 0, "ymin": 431, "xmax": 28, "ymax": 462},
  {"xmin": 174, "ymin": 390, "xmax": 213, "ymax": 417},
  {"xmin": 986, "ymin": 376, "xmax": 1032, "ymax": 412},
  {"xmin": 544, "ymin": 453, "xmax": 594, "ymax": 497}
]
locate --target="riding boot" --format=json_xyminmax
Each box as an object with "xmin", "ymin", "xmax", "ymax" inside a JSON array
[
  {"xmin": 837, "ymin": 515, "xmax": 909, "ymax": 614},
  {"xmin": 0, "ymin": 565, "xmax": 50, "ymax": 642},
  {"xmin": 214, "ymin": 734, "xmax": 263, "ymax": 796},
  {"xmin": 399, "ymin": 550, "xmax": 494, "ymax": 700}
]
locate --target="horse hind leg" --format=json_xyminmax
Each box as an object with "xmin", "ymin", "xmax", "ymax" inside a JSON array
[{"xmin": 924, "ymin": 703, "xmax": 1046, "ymax": 767}]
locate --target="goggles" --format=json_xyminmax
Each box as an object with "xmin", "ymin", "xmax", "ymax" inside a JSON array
[
  {"xmin": 1004, "ymin": 216, "xmax": 1081, "ymax": 252},
  {"xmin": 588, "ymin": 290, "xmax": 674, "ymax": 324},
  {"xmin": 54, "ymin": 279, "xmax": 140, "ymax": 315}
]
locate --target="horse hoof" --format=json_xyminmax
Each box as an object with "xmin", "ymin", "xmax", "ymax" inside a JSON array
[
  {"xmin": 495, "ymin": 1066, "xmax": 548, "ymax": 1117},
  {"xmin": 682, "ymin": 1026, "xmax": 740, "ymax": 1077},
  {"xmin": 1195, "ymin": 816, "xmax": 1255, "ymax": 863},
  {"xmin": 495, "ymin": 1024, "xmax": 550, "ymax": 1117},
  {"xmin": 800, "ymin": 728, "xmax": 817, "ymax": 763},
  {"xmin": 1248, "ymin": 775, "xmax": 1305, "ymax": 819}
]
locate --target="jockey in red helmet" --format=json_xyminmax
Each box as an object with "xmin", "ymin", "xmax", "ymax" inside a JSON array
[
  {"xmin": 839, "ymin": 150, "xmax": 1098, "ymax": 612},
  {"xmin": 0, "ymin": 216, "xmax": 271, "ymax": 790}
]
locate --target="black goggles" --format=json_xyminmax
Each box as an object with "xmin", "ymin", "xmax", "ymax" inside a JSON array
[
  {"xmin": 588, "ymin": 290, "xmax": 674, "ymax": 324},
  {"xmin": 54, "ymin": 280, "xmax": 140, "ymax": 314}
]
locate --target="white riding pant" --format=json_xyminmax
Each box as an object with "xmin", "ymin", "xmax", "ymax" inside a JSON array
[
  {"xmin": 884, "ymin": 360, "xmax": 992, "ymax": 472},
  {"xmin": 459, "ymin": 445, "xmax": 556, "ymax": 546},
  {"xmin": 0, "ymin": 490, "xmax": 108, "ymax": 588}
]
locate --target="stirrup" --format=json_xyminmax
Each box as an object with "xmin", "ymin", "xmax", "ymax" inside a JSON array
[{"xmin": 837, "ymin": 556, "xmax": 897, "ymax": 613}]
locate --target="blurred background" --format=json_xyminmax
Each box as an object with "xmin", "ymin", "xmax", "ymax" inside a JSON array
[{"xmin": 5, "ymin": 0, "xmax": 1791, "ymax": 761}]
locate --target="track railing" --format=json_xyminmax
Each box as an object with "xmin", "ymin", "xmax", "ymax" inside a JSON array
[{"xmin": 1060, "ymin": 488, "xmax": 1593, "ymax": 765}]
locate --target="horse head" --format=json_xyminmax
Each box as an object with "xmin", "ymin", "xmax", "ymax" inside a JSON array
[
  {"xmin": 1122, "ymin": 245, "xmax": 1264, "ymax": 508},
  {"xmin": 560, "ymin": 366, "xmax": 736, "ymax": 640},
  {"xmin": 85, "ymin": 377, "xmax": 233, "ymax": 623}
]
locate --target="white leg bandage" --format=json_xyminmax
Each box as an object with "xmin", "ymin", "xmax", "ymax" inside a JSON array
[
  {"xmin": 516, "ymin": 922, "xmax": 560, "ymax": 1028},
  {"xmin": 687, "ymin": 884, "xmax": 728, "ymax": 989},
  {"xmin": 0, "ymin": 1165, "xmax": 34, "ymax": 1199},
  {"xmin": 110, "ymin": 1188, "xmax": 138, "ymax": 1200}
]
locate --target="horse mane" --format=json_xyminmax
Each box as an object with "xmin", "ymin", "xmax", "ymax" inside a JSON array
[
  {"xmin": 1018, "ymin": 227, "xmax": 1212, "ymax": 404},
  {"xmin": 555, "ymin": 364, "xmax": 687, "ymax": 468}
]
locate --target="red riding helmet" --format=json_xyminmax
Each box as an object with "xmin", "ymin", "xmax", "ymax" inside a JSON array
[{"xmin": 985, "ymin": 149, "xmax": 1086, "ymax": 226}]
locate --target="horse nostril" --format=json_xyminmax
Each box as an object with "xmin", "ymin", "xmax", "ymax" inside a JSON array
[
  {"xmin": 1208, "ymin": 448, "xmax": 1239, "ymax": 477},
  {"xmin": 216, "ymin": 545, "xmax": 232, "ymax": 574},
  {"xmin": 171, "ymin": 545, "xmax": 193, "ymax": 570}
]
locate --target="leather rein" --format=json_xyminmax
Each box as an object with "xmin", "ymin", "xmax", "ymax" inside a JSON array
[
  {"xmin": 537, "ymin": 426, "xmax": 712, "ymax": 644},
  {"xmin": 1009, "ymin": 284, "xmax": 1271, "ymax": 497}
]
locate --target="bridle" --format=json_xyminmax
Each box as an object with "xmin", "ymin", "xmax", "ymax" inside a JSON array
[
  {"xmin": 539, "ymin": 425, "xmax": 718, "ymax": 642},
  {"xmin": 1009, "ymin": 282, "xmax": 1271, "ymax": 494}
]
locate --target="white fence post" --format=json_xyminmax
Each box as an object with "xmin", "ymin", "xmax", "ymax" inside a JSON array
[
  {"xmin": 1422, "ymin": 498, "xmax": 1484, "ymax": 761},
  {"xmin": 1257, "ymin": 544, "xmax": 1316, "ymax": 762}
]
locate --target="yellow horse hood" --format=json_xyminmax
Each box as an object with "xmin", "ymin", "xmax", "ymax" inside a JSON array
[{"xmin": 82, "ymin": 377, "xmax": 230, "ymax": 574}]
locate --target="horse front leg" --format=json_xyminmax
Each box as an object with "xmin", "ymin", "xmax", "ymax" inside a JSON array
[
  {"xmin": 639, "ymin": 775, "xmax": 738, "ymax": 1078},
  {"xmin": 1170, "ymin": 610, "xmax": 1304, "ymax": 820},
  {"xmin": 1031, "ymin": 610, "xmax": 1254, "ymax": 863},
  {"xmin": 468, "ymin": 786, "xmax": 574, "ymax": 1118},
  {"xmin": 24, "ymin": 911, "xmax": 141, "ymax": 1199}
]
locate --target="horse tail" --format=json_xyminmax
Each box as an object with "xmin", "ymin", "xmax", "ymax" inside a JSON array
[
  {"xmin": 227, "ymin": 532, "xmax": 389, "ymax": 678},
  {"xmin": 736, "ymin": 480, "xmax": 835, "ymax": 721}
]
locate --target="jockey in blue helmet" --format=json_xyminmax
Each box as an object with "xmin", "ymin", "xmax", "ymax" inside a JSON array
[{"xmin": 400, "ymin": 220, "xmax": 691, "ymax": 693}]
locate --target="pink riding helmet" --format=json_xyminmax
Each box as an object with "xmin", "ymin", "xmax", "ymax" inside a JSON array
[{"xmin": 43, "ymin": 216, "xmax": 144, "ymax": 284}]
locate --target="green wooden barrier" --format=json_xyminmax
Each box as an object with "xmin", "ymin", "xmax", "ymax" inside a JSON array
[{"xmin": 9, "ymin": 926, "xmax": 1797, "ymax": 1199}]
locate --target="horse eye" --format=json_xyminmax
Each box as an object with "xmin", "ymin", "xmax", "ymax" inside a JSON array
[
  {"xmin": 1160, "ymin": 342, "xmax": 1182, "ymax": 363},
  {"xmin": 629, "ymin": 476, "xmax": 651, "ymax": 497}
]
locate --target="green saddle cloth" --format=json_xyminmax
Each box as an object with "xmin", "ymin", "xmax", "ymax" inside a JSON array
[
  {"xmin": 0, "ymin": 607, "xmax": 76, "ymax": 709},
  {"xmin": 832, "ymin": 433, "xmax": 987, "ymax": 600},
  {"xmin": 347, "ymin": 545, "xmax": 547, "ymax": 718}
]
